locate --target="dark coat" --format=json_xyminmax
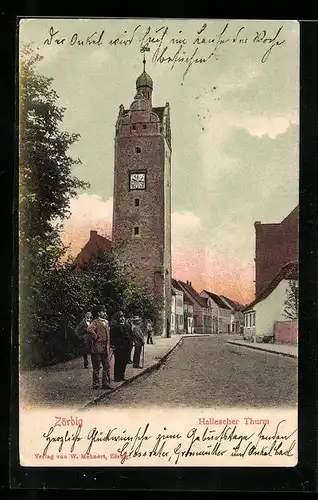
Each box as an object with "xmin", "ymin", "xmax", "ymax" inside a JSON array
[{"xmin": 111, "ymin": 323, "xmax": 132, "ymax": 350}]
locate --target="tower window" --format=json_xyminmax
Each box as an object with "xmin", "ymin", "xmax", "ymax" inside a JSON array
[
  {"xmin": 136, "ymin": 146, "xmax": 141, "ymax": 153},
  {"xmin": 134, "ymin": 226, "xmax": 140, "ymax": 236},
  {"xmin": 142, "ymin": 124, "xmax": 147, "ymax": 129},
  {"xmin": 132, "ymin": 124, "xmax": 136, "ymax": 130},
  {"xmin": 135, "ymin": 198, "xmax": 140, "ymax": 207}
]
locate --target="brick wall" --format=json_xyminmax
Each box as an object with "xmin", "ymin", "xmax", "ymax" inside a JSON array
[
  {"xmin": 255, "ymin": 206, "xmax": 298, "ymax": 295},
  {"xmin": 274, "ymin": 320, "xmax": 298, "ymax": 344},
  {"xmin": 112, "ymin": 100, "xmax": 171, "ymax": 335}
]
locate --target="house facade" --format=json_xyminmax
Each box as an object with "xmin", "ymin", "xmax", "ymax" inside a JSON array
[
  {"xmin": 178, "ymin": 281, "xmax": 209, "ymax": 334},
  {"xmin": 200, "ymin": 290, "xmax": 232, "ymax": 334},
  {"xmin": 171, "ymin": 279, "xmax": 184, "ymax": 334},
  {"xmin": 183, "ymin": 297, "xmax": 194, "ymax": 334},
  {"xmin": 243, "ymin": 261, "xmax": 298, "ymax": 342},
  {"xmin": 220, "ymin": 295, "xmax": 244, "ymax": 334}
]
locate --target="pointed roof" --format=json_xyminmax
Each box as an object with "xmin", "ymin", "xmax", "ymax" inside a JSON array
[
  {"xmin": 136, "ymin": 70, "xmax": 153, "ymax": 89},
  {"xmin": 243, "ymin": 261, "xmax": 298, "ymax": 311},
  {"xmin": 178, "ymin": 281, "xmax": 208, "ymax": 308},
  {"xmin": 201, "ymin": 290, "xmax": 231, "ymax": 309},
  {"xmin": 220, "ymin": 295, "xmax": 245, "ymax": 311},
  {"xmin": 75, "ymin": 230, "xmax": 112, "ymax": 267}
]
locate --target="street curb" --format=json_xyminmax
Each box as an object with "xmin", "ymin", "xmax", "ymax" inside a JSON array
[
  {"xmin": 227, "ymin": 341, "xmax": 298, "ymax": 359},
  {"xmin": 81, "ymin": 336, "xmax": 184, "ymax": 409}
]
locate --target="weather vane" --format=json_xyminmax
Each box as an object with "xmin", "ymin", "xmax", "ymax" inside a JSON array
[{"xmin": 141, "ymin": 46, "xmax": 150, "ymax": 72}]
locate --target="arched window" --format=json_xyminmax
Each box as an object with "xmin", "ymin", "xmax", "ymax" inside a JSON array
[
  {"xmin": 134, "ymin": 226, "xmax": 140, "ymax": 236},
  {"xmin": 135, "ymin": 198, "xmax": 140, "ymax": 207},
  {"xmin": 136, "ymin": 146, "xmax": 141, "ymax": 153}
]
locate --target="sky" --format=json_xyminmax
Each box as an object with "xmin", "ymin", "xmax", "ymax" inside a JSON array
[{"xmin": 19, "ymin": 18, "xmax": 299, "ymax": 304}]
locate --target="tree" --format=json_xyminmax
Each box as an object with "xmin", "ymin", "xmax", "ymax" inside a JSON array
[
  {"xmin": 283, "ymin": 280, "xmax": 298, "ymax": 321},
  {"xmin": 19, "ymin": 44, "xmax": 89, "ymax": 366}
]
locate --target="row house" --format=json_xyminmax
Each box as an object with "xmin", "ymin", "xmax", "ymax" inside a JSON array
[
  {"xmin": 178, "ymin": 281, "xmax": 209, "ymax": 334},
  {"xmin": 171, "ymin": 279, "xmax": 184, "ymax": 334},
  {"xmin": 220, "ymin": 295, "xmax": 245, "ymax": 334},
  {"xmin": 200, "ymin": 290, "xmax": 232, "ymax": 334},
  {"xmin": 171, "ymin": 279, "xmax": 194, "ymax": 334},
  {"xmin": 243, "ymin": 261, "xmax": 298, "ymax": 343}
]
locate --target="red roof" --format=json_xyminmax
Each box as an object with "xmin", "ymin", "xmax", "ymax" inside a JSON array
[
  {"xmin": 243, "ymin": 261, "xmax": 298, "ymax": 311},
  {"xmin": 75, "ymin": 231, "xmax": 112, "ymax": 267},
  {"xmin": 220, "ymin": 295, "xmax": 245, "ymax": 311},
  {"xmin": 178, "ymin": 281, "xmax": 208, "ymax": 308},
  {"xmin": 201, "ymin": 290, "xmax": 231, "ymax": 309}
]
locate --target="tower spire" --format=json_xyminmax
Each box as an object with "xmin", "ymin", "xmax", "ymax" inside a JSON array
[
  {"xmin": 136, "ymin": 47, "xmax": 153, "ymax": 104},
  {"xmin": 141, "ymin": 46, "xmax": 150, "ymax": 72}
]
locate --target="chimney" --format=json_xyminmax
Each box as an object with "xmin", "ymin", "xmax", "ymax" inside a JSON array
[
  {"xmin": 190, "ymin": 282, "xmax": 192, "ymax": 286},
  {"xmin": 90, "ymin": 230, "xmax": 98, "ymax": 239}
]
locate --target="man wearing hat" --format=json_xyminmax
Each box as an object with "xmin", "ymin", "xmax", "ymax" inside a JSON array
[
  {"xmin": 87, "ymin": 306, "xmax": 112, "ymax": 390},
  {"xmin": 111, "ymin": 311, "xmax": 133, "ymax": 381},
  {"xmin": 131, "ymin": 316, "xmax": 145, "ymax": 368}
]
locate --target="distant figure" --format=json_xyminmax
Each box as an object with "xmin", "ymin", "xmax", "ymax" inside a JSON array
[
  {"xmin": 88, "ymin": 307, "xmax": 111, "ymax": 390},
  {"xmin": 76, "ymin": 311, "xmax": 93, "ymax": 368},
  {"xmin": 131, "ymin": 316, "xmax": 145, "ymax": 368},
  {"xmin": 125, "ymin": 317, "xmax": 133, "ymax": 363},
  {"xmin": 111, "ymin": 311, "xmax": 133, "ymax": 382},
  {"xmin": 146, "ymin": 319, "xmax": 154, "ymax": 345}
]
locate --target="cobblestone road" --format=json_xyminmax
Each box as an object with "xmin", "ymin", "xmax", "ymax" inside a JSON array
[{"xmin": 97, "ymin": 336, "xmax": 297, "ymax": 408}]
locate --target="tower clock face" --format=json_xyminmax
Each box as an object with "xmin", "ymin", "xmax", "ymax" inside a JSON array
[{"xmin": 130, "ymin": 172, "xmax": 146, "ymax": 190}]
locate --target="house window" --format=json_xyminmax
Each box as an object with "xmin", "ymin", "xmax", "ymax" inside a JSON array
[
  {"xmin": 135, "ymin": 198, "xmax": 140, "ymax": 207},
  {"xmin": 171, "ymin": 314, "xmax": 175, "ymax": 328},
  {"xmin": 132, "ymin": 124, "xmax": 136, "ymax": 130},
  {"xmin": 143, "ymin": 124, "xmax": 147, "ymax": 129},
  {"xmin": 134, "ymin": 226, "xmax": 140, "ymax": 236},
  {"xmin": 136, "ymin": 146, "xmax": 141, "ymax": 153},
  {"xmin": 252, "ymin": 312, "xmax": 255, "ymax": 327}
]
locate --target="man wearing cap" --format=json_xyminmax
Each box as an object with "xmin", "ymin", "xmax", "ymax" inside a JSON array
[
  {"xmin": 131, "ymin": 316, "xmax": 145, "ymax": 368},
  {"xmin": 87, "ymin": 306, "xmax": 112, "ymax": 390}
]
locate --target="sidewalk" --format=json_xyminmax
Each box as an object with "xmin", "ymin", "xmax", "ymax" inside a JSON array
[
  {"xmin": 227, "ymin": 339, "xmax": 298, "ymax": 358},
  {"xmin": 20, "ymin": 335, "xmax": 183, "ymax": 410}
]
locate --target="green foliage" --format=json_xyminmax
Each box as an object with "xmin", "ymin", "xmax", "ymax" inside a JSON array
[
  {"xmin": 19, "ymin": 44, "xmax": 89, "ymax": 242},
  {"xmin": 283, "ymin": 280, "xmax": 298, "ymax": 321},
  {"xmin": 19, "ymin": 45, "xmax": 90, "ymax": 368},
  {"xmin": 19, "ymin": 45, "xmax": 159, "ymax": 369}
]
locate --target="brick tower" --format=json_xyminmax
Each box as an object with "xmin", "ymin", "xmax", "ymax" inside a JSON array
[{"xmin": 112, "ymin": 59, "xmax": 172, "ymax": 337}]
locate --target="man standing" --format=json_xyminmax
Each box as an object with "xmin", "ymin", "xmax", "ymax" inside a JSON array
[
  {"xmin": 111, "ymin": 311, "xmax": 133, "ymax": 382},
  {"xmin": 146, "ymin": 319, "xmax": 154, "ymax": 345},
  {"xmin": 131, "ymin": 316, "xmax": 145, "ymax": 369},
  {"xmin": 76, "ymin": 311, "xmax": 93, "ymax": 368},
  {"xmin": 87, "ymin": 307, "xmax": 112, "ymax": 390}
]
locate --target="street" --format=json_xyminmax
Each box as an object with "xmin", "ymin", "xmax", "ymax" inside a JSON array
[{"xmin": 97, "ymin": 336, "xmax": 297, "ymax": 408}]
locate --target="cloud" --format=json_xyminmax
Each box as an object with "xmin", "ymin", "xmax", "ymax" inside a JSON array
[
  {"xmin": 172, "ymin": 211, "xmax": 201, "ymax": 232},
  {"xmin": 237, "ymin": 115, "xmax": 298, "ymax": 139},
  {"xmin": 87, "ymin": 48, "xmax": 108, "ymax": 65},
  {"xmin": 61, "ymin": 194, "xmax": 113, "ymax": 256}
]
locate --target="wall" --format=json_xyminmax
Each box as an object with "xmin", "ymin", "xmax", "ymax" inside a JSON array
[
  {"xmin": 274, "ymin": 320, "xmax": 298, "ymax": 344},
  {"xmin": 113, "ymin": 102, "xmax": 171, "ymax": 336},
  {"xmin": 255, "ymin": 207, "xmax": 298, "ymax": 295},
  {"xmin": 244, "ymin": 279, "xmax": 296, "ymax": 340}
]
